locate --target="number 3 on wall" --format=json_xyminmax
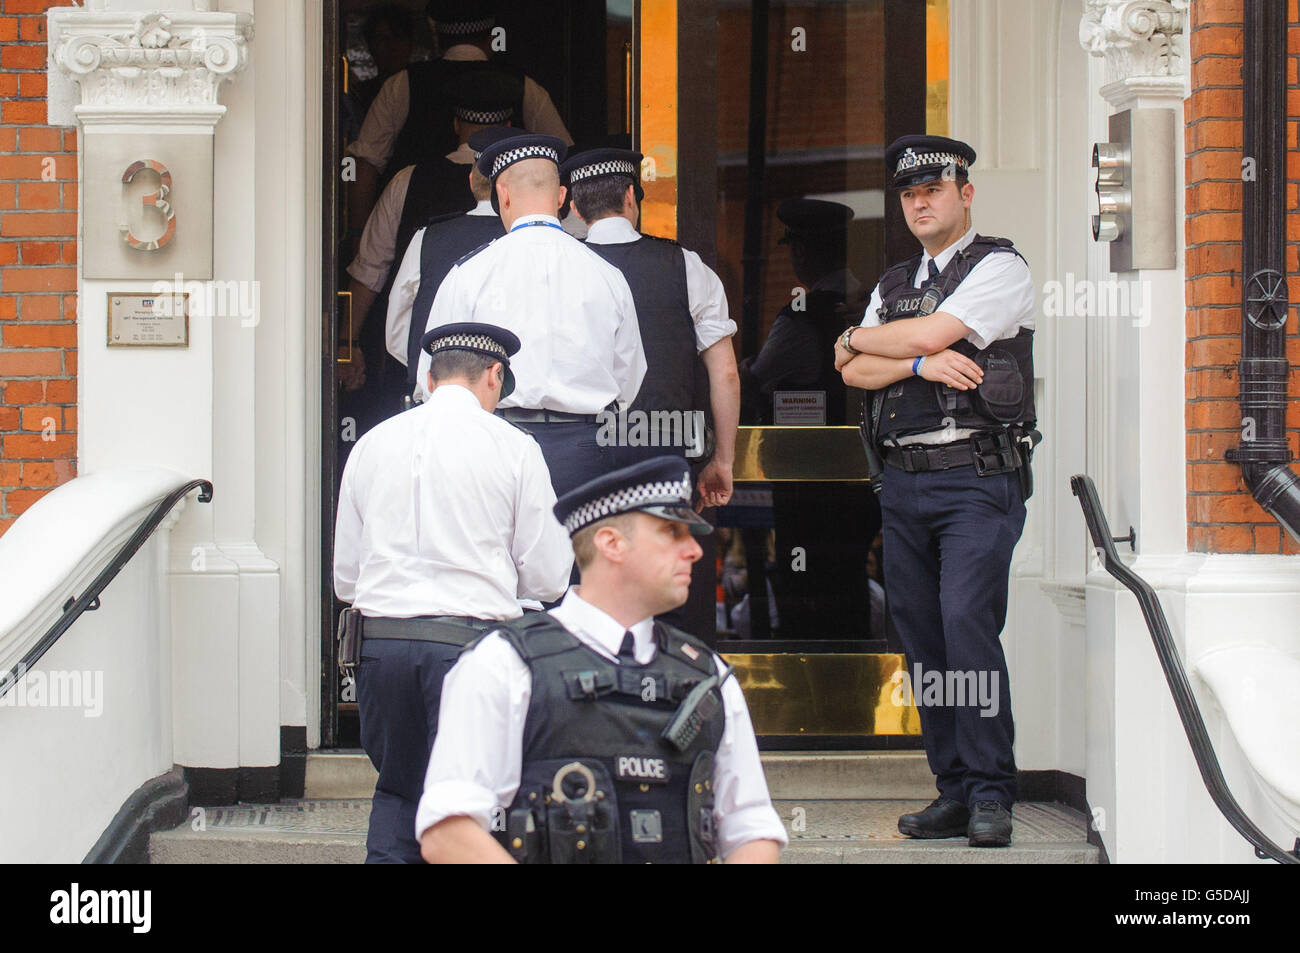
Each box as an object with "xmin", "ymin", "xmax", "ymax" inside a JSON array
[{"xmin": 121, "ymin": 160, "xmax": 176, "ymax": 251}]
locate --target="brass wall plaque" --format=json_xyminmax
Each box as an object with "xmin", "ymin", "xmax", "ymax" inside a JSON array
[
  {"xmin": 107, "ymin": 292, "xmax": 189, "ymax": 348},
  {"xmin": 733, "ymin": 426, "xmax": 870, "ymax": 482}
]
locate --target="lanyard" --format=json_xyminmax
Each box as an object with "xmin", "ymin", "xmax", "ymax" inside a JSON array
[{"xmin": 510, "ymin": 219, "xmax": 565, "ymax": 233}]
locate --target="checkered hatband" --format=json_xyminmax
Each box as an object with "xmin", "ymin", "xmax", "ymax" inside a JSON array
[
  {"xmin": 491, "ymin": 144, "xmax": 560, "ymax": 177},
  {"xmin": 569, "ymin": 159, "xmax": 638, "ymax": 183},
  {"xmin": 894, "ymin": 148, "xmax": 969, "ymax": 175},
  {"xmin": 562, "ymin": 473, "xmax": 693, "ymax": 535},
  {"xmin": 456, "ymin": 105, "xmax": 513, "ymax": 124},
  {"xmin": 438, "ymin": 17, "xmax": 494, "ymax": 35},
  {"xmin": 426, "ymin": 332, "xmax": 509, "ymax": 359}
]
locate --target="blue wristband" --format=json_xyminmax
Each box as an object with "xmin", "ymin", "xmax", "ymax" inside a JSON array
[{"xmin": 912, "ymin": 356, "xmax": 925, "ymax": 375}]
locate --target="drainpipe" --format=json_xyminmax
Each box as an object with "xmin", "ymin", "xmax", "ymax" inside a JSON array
[{"xmin": 1225, "ymin": 0, "xmax": 1300, "ymax": 539}]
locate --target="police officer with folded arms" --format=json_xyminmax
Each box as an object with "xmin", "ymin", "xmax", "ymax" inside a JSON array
[
  {"xmin": 415, "ymin": 132, "xmax": 646, "ymax": 498},
  {"xmin": 334, "ymin": 321, "xmax": 573, "ymax": 863},
  {"xmin": 835, "ymin": 134, "xmax": 1040, "ymax": 848},
  {"xmin": 416, "ymin": 456, "xmax": 787, "ymax": 863},
  {"xmin": 560, "ymin": 147, "xmax": 740, "ymax": 508}
]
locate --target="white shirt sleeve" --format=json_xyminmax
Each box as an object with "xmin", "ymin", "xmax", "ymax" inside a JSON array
[
  {"xmin": 346, "ymin": 165, "xmax": 412, "ymax": 293},
  {"xmin": 682, "ymin": 248, "xmax": 736, "ymax": 352},
  {"xmin": 610, "ymin": 274, "xmax": 647, "ymax": 408},
  {"xmin": 522, "ymin": 76, "xmax": 574, "ymax": 145},
  {"xmin": 348, "ymin": 70, "xmax": 409, "ymax": 173},
  {"xmin": 415, "ymin": 633, "xmax": 530, "ymax": 839},
  {"xmin": 712, "ymin": 659, "xmax": 790, "ymax": 856},
  {"xmin": 386, "ymin": 228, "xmax": 425, "ymax": 366},
  {"xmin": 332, "ymin": 446, "xmax": 364, "ymax": 604},
  {"xmin": 858, "ymin": 284, "xmax": 884, "ymax": 329},
  {"xmin": 937, "ymin": 251, "xmax": 1036, "ymax": 349},
  {"xmin": 414, "ymin": 262, "xmax": 462, "ymax": 402},
  {"xmin": 510, "ymin": 438, "xmax": 574, "ymax": 603}
]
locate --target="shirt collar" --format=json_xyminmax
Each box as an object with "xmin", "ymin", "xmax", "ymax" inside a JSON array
[
  {"xmin": 549, "ymin": 587, "xmax": 655, "ymax": 664},
  {"xmin": 468, "ymin": 199, "xmax": 496, "ymax": 217},
  {"xmin": 442, "ymin": 44, "xmax": 489, "ymax": 62},
  {"xmin": 584, "ymin": 216, "xmax": 640, "ymax": 245},
  {"xmin": 509, "ymin": 212, "xmax": 562, "ymax": 230},
  {"xmin": 920, "ymin": 225, "xmax": 978, "ymax": 279},
  {"xmin": 425, "ymin": 383, "xmax": 482, "ymax": 410},
  {"xmin": 447, "ymin": 142, "xmax": 475, "ymax": 165}
]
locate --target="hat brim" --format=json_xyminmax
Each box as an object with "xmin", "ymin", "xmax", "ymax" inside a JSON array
[
  {"xmin": 639, "ymin": 504, "xmax": 713, "ymax": 536},
  {"xmin": 892, "ymin": 169, "xmax": 966, "ymax": 191}
]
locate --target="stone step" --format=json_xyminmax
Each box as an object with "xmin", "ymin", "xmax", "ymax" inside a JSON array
[
  {"xmin": 303, "ymin": 750, "xmax": 937, "ymax": 801},
  {"xmin": 149, "ymin": 797, "xmax": 1096, "ymax": 864}
]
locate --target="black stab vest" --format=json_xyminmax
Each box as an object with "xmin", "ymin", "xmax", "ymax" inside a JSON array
[
  {"xmin": 386, "ymin": 59, "xmax": 527, "ymax": 187},
  {"xmin": 586, "ymin": 234, "xmax": 709, "ymax": 426},
  {"xmin": 492, "ymin": 613, "xmax": 727, "ymax": 864},
  {"xmin": 404, "ymin": 212, "xmax": 505, "ymax": 388},
  {"xmin": 392, "ymin": 160, "xmax": 477, "ymax": 286},
  {"xmin": 871, "ymin": 234, "xmax": 1036, "ymax": 444}
]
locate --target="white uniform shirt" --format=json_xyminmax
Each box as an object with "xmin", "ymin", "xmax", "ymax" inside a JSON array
[
  {"xmin": 584, "ymin": 216, "xmax": 737, "ymax": 352},
  {"xmin": 333, "ymin": 384, "xmax": 573, "ymax": 618},
  {"xmin": 858, "ymin": 225, "xmax": 1035, "ymax": 445},
  {"xmin": 415, "ymin": 213, "xmax": 647, "ymax": 412},
  {"xmin": 415, "ymin": 587, "xmax": 789, "ymax": 858},
  {"xmin": 386, "ymin": 198, "xmax": 498, "ymax": 365},
  {"xmin": 348, "ymin": 44, "xmax": 573, "ymax": 174}
]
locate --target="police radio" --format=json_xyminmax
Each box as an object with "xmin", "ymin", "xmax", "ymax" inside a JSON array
[{"xmin": 661, "ymin": 667, "xmax": 733, "ymax": 751}]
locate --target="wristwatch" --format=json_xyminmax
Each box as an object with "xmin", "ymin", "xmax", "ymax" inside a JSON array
[{"xmin": 838, "ymin": 327, "xmax": 860, "ymax": 355}]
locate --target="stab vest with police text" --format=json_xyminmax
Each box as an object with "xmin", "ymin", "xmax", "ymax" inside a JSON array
[
  {"xmin": 491, "ymin": 612, "xmax": 726, "ymax": 864},
  {"xmin": 386, "ymin": 60, "xmax": 527, "ymax": 188},
  {"xmin": 871, "ymin": 234, "xmax": 1036, "ymax": 444},
  {"xmin": 586, "ymin": 234, "xmax": 709, "ymax": 427},
  {"xmin": 405, "ymin": 212, "xmax": 505, "ymax": 390}
]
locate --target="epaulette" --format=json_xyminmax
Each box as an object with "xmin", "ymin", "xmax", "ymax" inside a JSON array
[
  {"xmin": 454, "ymin": 237, "xmax": 497, "ymax": 267},
  {"xmin": 653, "ymin": 621, "xmax": 718, "ymax": 677},
  {"xmin": 638, "ymin": 232, "xmax": 681, "ymax": 249}
]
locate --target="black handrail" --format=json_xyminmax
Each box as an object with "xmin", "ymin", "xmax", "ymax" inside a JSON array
[
  {"xmin": 0, "ymin": 479, "xmax": 213, "ymax": 701},
  {"xmin": 1070, "ymin": 473, "xmax": 1299, "ymax": 864}
]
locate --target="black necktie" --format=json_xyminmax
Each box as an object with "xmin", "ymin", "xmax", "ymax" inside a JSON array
[
  {"xmin": 927, "ymin": 258, "xmax": 941, "ymax": 284},
  {"xmin": 618, "ymin": 631, "xmax": 637, "ymax": 664}
]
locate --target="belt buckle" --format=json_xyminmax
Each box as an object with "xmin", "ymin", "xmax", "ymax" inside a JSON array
[{"xmin": 901, "ymin": 445, "xmax": 926, "ymax": 473}]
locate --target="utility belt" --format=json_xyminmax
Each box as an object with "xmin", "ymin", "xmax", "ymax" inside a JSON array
[
  {"xmin": 881, "ymin": 428, "xmax": 1041, "ymax": 502},
  {"xmin": 497, "ymin": 403, "xmax": 615, "ymax": 425},
  {"xmin": 336, "ymin": 609, "xmax": 492, "ymax": 675}
]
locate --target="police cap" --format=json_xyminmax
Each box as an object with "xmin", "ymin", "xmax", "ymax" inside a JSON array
[
  {"xmin": 554, "ymin": 456, "xmax": 713, "ymax": 538},
  {"xmin": 559, "ymin": 147, "xmax": 644, "ymax": 202},
  {"xmin": 467, "ymin": 126, "xmax": 518, "ymax": 161},
  {"xmin": 426, "ymin": 1, "xmax": 494, "ymax": 36},
  {"xmin": 884, "ymin": 134, "xmax": 976, "ymax": 190},
  {"xmin": 475, "ymin": 132, "xmax": 567, "ymax": 181},
  {"xmin": 420, "ymin": 321, "xmax": 520, "ymax": 399},
  {"xmin": 440, "ymin": 68, "xmax": 523, "ymax": 126},
  {"xmin": 776, "ymin": 198, "xmax": 853, "ymax": 244}
]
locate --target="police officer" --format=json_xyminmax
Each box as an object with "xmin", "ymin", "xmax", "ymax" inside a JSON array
[
  {"xmin": 415, "ymin": 456, "xmax": 788, "ymax": 863},
  {"xmin": 339, "ymin": 72, "xmax": 521, "ymax": 404},
  {"xmin": 347, "ymin": 1, "xmax": 572, "ymax": 233},
  {"xmin": 334, "ymin": 322, "xmax": 573, "ymax": 863},
  {"xmin": 835, "ymin": 135, "xmax": 1039, "ymax": 847},
  {"xmin": 560, "ymin": 147, "xmax": 739, "ymax": 509},
  {"xmin": 415, "ymin": 133, "xmax": 647, "ymax": 499},
  {"xmin": 386, "ymin": 126, "xmax": 514, "ymax": 396}
]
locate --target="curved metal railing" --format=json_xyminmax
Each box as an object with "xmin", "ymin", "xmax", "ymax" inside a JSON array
[
  {"xmin": 0, "ymin": 479, "xmax": 213, "ymax": 701},
  {"xmin": 1071, "ymin": 473, "xmax": 1298, "ymax": 863}
]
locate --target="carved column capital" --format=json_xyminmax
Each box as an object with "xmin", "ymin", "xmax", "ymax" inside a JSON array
[
  {"xmin": 47, "ymin": 9, "xmax": 253, "ymax": 126},
  {"xmin": 1079, "ymin": 0, "xmax": 1190, "ymax": 104}
]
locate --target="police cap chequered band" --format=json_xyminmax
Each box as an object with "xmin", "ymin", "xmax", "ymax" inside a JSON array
[
  {"xmin": 491, "ymin": 144, "xmax": 561, "ymax": 178},
  {"xmin": 894, "ymin": 148, "xmax": 969, "ymax": 176},
  {"xmin": 437, "ymin": 17, "xmax": 494, "ymax": 35},
  {"xmin": 456, "ymin": 106, "xmax": 513, "ymax": 124},
  {"xmin": 426, "ymin": 332, "xmax": 509, "ymax": 360},
  {"xmin": 569, "ymin": 159, "xmax": 639, "ymax": 183},
  {"xmin": 562, "ymin": 472, "xmax": 693, "ymax": 535}
]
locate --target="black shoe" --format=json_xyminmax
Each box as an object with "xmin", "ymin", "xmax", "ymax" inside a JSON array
[
  {"xmin": 967, "ymin": 801, "xmax": 1013, "ymax": 847},
  {"xmin": 898, "ymin": 797, "xmax": 970, "ymax": 839}
]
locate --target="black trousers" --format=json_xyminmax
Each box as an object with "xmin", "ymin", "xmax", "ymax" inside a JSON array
[
  {"xmin": 355, "ymin": 637, "xmax": 463, "ymax": 864},
  {"xmin": 880, "ymin": 462, "xmax": 1026, "ymax": 809},
  {"xmin": 509, "ymin": 419, "xmax": 614, "ymax": 499}
]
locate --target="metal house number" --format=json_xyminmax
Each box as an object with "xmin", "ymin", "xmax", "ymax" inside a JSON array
[{"xmin": 121, "ymin": 159, "xmax": 176, "ymax": 251}]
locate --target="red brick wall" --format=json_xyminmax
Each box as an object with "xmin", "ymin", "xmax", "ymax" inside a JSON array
[{"xmin": 0, "ymin": 0, "xmax": 78, "ymax": 537}]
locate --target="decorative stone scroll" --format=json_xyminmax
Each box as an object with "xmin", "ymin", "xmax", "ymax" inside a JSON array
[{"xmin": 1079, "ymin": 0, "xmax": 1189, "ymax": 92}]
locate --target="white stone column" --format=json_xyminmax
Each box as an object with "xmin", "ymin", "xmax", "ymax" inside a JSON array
[{"xmin": 48, "ymin": 3, "xmax": 282, "ymax": 793}]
